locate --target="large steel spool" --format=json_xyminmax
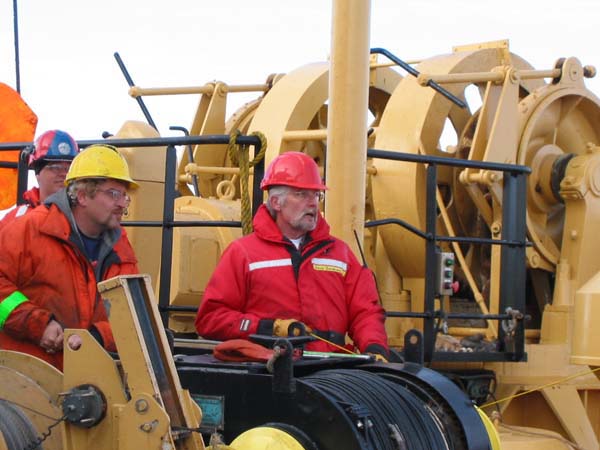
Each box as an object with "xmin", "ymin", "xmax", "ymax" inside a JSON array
[
  {"xmin": 245, "ymin": 61, "xmax": 402, "ymax": 196},
  {"xmin": 370, "ymin": 47, "xmax": 600, "ymax": 283},
  {"xmin": 516, "ymin": 58, "xmax": 600, "ymax": 271},
  {"xmin": 176, "ymin": 358, "xmax": 493, "ymax": 449},
  {"xmin": 371, "ymin": 47, "xmax": 542, "ymax": 278}
]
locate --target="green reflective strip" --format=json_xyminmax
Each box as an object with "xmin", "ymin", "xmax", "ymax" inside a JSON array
[{"xmin": 0, "ymin": 291, "xmax": 28, "ymax": 329}]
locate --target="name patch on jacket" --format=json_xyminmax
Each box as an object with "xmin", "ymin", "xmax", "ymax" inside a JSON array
[{"xmin": 311, "ymin": 258, "xmax": 347, "ymax": 276}]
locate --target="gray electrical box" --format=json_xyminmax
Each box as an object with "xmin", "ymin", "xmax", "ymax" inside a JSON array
[{"xmin": 436, "ymin": 251, "xmax": 455, "ymax": 296}]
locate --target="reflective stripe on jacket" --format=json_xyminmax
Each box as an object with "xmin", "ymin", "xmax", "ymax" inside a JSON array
[
  {"xmin": 0, "ymin": 192, "xmax": 138, "ymax": 370},
  {"xmin": 195, "ymin": 204, "xmax": 388, "ymax": 354}
]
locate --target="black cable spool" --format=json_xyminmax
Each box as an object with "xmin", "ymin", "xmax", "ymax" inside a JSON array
[
  {"xmin": 0, "ymin": 399, "xmax": 41, "ymax": 450},
  {"xmin": 302, "ymin": 369, "xmax": 449, "ymax": 450},
  {"xmin": 376, "ymin": 370, "xmax": 465, "ymax": 449}
]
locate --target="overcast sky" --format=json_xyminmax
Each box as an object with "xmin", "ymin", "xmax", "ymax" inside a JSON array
[{"xmin": 1, "ymin": 0, "xmax": 600, "ymax": 140}]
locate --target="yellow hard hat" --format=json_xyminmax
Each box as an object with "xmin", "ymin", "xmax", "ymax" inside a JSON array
[{"xmin": 65, "ymin": 144, "xmax": 139, "ymax": 189}]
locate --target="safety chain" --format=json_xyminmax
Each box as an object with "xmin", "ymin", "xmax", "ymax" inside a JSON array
[
  {"xmin": 227, "ymin": 130, "xmax": 267, "ymax": 235},
  {"xmin": 23, "ymin": 414, "xmax": 68, "ymax": 450},
  {"xmin": 501, "ymin": 307, "xmax": 523, "ymax": 336}
]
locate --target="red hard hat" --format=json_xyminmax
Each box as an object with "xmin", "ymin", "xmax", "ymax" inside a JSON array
[
  {"xmin": 260, "ymin": 152, "xmax": 327, "ymax": 191},
  {"xmin": 29, "ymin": 130, "xmax": 79, "ymax": 167}
]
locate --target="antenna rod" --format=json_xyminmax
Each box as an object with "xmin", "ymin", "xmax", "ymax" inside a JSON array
[
  {"xmin": 113, "ymin": 52, "xmax": 158, "ymax": 131},
  {"xmin": 12, "ymin": 0, "xmax": 21, "ymax": 93}
]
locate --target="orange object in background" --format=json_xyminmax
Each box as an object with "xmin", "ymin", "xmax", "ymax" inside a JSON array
[{"xmin": 0, "ymin": 83, "xmax": 37, "ymax": 210}]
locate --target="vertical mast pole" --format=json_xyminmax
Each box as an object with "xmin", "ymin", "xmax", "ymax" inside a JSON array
[{"xmin": 325, "ymin": 0, "xmax": 371, "ymax": 254}]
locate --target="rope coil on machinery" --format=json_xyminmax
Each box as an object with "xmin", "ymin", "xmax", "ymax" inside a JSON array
[
  {"xmin": 227, "ymin": 130, "xmax": 267, "ymax": 235},
  {"xmin": 302, "ymin": 369, "xmax": 450, "ymax": 450}
]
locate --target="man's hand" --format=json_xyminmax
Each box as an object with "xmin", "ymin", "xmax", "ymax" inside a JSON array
[
  {"xmin": 39, "ymin": 319, "xmax": 63, "ymax": 354},
  {"xmin": 273, "ymin": 319, "xmax": 312, "ymax": 337}
]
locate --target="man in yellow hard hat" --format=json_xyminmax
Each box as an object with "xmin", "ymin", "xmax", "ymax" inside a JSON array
[{"xmin": 0, "ymin": 144, "xmax": 139, "ymax": 370}]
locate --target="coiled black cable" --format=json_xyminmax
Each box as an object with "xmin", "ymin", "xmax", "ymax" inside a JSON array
[
  {"xmin": 0, "ymin": 399, "xmax": 41, "ymax": 450},
  {"xmin": 302, "ymin": 369, "xmax": 449, "ymax": 450}
]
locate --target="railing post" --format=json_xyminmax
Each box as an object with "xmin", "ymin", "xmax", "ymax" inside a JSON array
[
  {"xmin": 251, "ymin": 144, "xmax": 265, "ymax": 216},
  {"xmin": 498, "ymin": 171, "xmax": 527, "ymax": 360},
  {"xmin": 158, "ymin": 143, "xmax": 177, "ymax": 327},
  {"xmin": 423, "ymin": 163, "xmax": 438, "ymax": 362}
]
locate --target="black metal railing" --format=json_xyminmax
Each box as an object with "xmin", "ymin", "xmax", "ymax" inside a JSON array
[
  {"xmin": 0, "ymin": 135, "xmax": 265, "ymax": 329},
  {"xmin": 366, "ymin": 149, "xmax": 529, "ymax": 363},
  {"xmin": 0, "ymin": 138, "xmax": 529, "ymax": 364}
]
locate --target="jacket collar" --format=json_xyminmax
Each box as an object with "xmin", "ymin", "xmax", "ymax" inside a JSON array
[
  {"xmin": 43, "ymin": 189, "xmax": 122, "ymax": 251},
  {"xmin": 23, "ymin": 187, "xmax": 41, "ymax": 208}
]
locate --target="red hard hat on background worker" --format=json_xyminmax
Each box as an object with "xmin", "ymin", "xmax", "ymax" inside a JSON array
[{"xmin": 28, "ymin": 129, "xmax": 79, "ymax": 172}]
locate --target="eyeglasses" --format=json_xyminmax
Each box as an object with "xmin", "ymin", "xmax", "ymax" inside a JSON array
[
  {"xmin": 44, "ymin": 163, "xmax": 70, "ymax": 174},
  {"xmin": 96, "ymin": 188, "xmax": 131, "ymax": 204},
  {"xmin": 288, "ymin": 189, "xmax": 325, "ymax": 202}
]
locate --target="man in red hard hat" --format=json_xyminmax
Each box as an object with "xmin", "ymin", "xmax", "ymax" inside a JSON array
[
  {"xmin": 0, "ymin": 130, "xmax": 80, "ymax": 229},
  {"xmin": 195, "ymin": 151, "xmax": 389, "ymax": 360}
]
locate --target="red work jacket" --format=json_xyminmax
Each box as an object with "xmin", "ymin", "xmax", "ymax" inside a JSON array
[
  {"xmin": 0, "ymin": 192, "xmax": 138, "ymax": 370},
  {"xmin": 195, "ymin": 205, "xmax": 388, "ymax": 354},
  {"xmin": 0, "ymin": 187, "xmax": 40, "ymax": 231}
]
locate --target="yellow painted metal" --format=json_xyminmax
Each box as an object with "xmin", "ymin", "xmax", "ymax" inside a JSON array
[
  {"xmin": 325, "ymin": 0, "xmax": 371, "ymax": 252},
  {"xmin": 558, "ymin": 146, "xmax": 600, "ymax": 291},
  {"xmin": 417, "ymin": 67, "xmax": 562, "ymax": 85},
  {"xmin": 436, "ymin": 186, "xmax": 497, "ymax": 339},
  {"xmin": 486, "ymin": 343, "xmax": 600, "ymax": 449},
  {"xmin": 0, "ymin": 351, "xmax": 63, "ymax": 450},
  {"xmin": 62, "ymin": 331, "xmax": 131, "ymax": 450},
  {"xmin": 97, "ymin": 275, "xmax": 204, "ymax": 450},
  {"xmin": 174, "ymin": 75, "xmax": 280, "ymax": 200},
  {"xmin": 247, "ymin": 59, "xmax": 401, "ymax": 199},
  {"xmin": 363, "ymin": 39, "xmax": 600, "ymax": 447},
  {"xmin": 111, "ymin": 120, "xmax": 166, "ymax": 286},
  {"xmin": 282, "ymin": 129, "xmax": 328, "ymax": 142},
  {"xmin": 129, "ymin": 83, "xmax": 269, "ymax": 97},
  {"xmin": 475, "ymin": 407, "xmax": 501, "ymax": 450},
  {"xmin": 517, "ymin": 58, "xmax": 600, "ymax": 273},
  {"xmin": 166, "ymin": 196, "xmax": 242, "ymax": 332},
  {"xmin": 498, "ymin": 426, "xmax": 576, "ymax": 449},
  {"xmin": 371, "ymin": 46, "xmax": 540, "ymax": 341},
  {"xmin": 542, "ymin": 384, "xmax": 597, "ymax": 448},
  {"xmin": 183, "ymin": 81, "xmax": 228, "ymax": 197},
  {"xmin": 249, "ymin": 62, "xmax": 329, "ymax": 170},
  {"xmin": 371, "ymin": 46, "xmax": 539, "ymax": 279},
  {"xmin": 58, "ymin": 275, "xmax": 206, "ymax": 450},
  {"xmin": 229, "ymin": 427, "xmax": 305, "ymax": 450},
  {"xmin": 572, "ymin": 271, "xmax": 600, "ymax": 365}
]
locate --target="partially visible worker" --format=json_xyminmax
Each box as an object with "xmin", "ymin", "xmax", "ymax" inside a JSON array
[
  {"xmin": 0, "ymin": 130, "xmax": 79, "ymax": 229},
  {"xmin": 0, "ymin": 144, "xmax": 139, "ymax": 370},
  {"xmin": 195, "ymin": 151, "xmax": 389, "ymax": 360}
]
